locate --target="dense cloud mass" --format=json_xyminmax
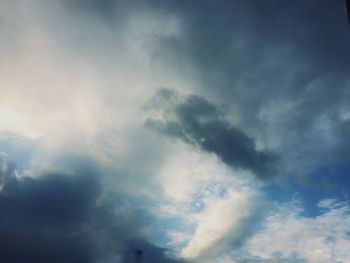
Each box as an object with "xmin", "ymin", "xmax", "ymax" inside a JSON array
[
  {"xmin": 149, "ymin": 0, "xmax": 350, "ymax": 174},
  {"xmin": 1, "ymin": 0, "xmax": 350, "ymax": 262},
  {"xmin": 0, "ymin": 155, "xmax": 188, "ymax": 263},
  {"xmin": 147, "ymin": 89, "xmax": 278, "ymax": 179}
]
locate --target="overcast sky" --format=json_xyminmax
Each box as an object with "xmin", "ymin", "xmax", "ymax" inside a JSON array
[{"xmin": 1, "ymin": 1, "xmax": 350, "ymax": 262}]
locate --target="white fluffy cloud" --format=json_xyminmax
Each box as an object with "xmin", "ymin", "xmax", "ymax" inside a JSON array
[
  {"xmin": 0, "ymin": 0, "xmax": 199, "ymax": 196},
  {"xmin": 152, "ymin": 142, "xmax": 266, "ymax": 262},
  {"xmin": 0, "ymin": 0, "xmax": 187, "ymax": 162},
  {"xmin": 180, "ymin": 186, "xmax": 263, "ymax": 262}
]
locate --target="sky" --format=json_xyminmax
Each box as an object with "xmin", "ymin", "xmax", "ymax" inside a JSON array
[{"xmin": 0, "ymin": 0, "xmax": 350, "ymax": 262}]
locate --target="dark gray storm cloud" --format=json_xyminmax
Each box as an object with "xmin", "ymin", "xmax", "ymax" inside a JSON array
[
  {"xmin": 62, "ymin": 0, "xmax": 117, "ymax": 17},
  {"xmin": 57, "ymin": 0, "xmax": 350, "ymax": 140},
  {"xmin": 169, "ymin": 0, "xmax": 349, "ymax": 131},
  {"xmin": 147, "ymin": 89, "xmax": 277, "ymax": 179},
  {"xmin": 347, "ymin": 0, "xmax": 350, "ymax": 26},
  {"xmin": 122, "ymin": 239, "xmax": 187, "ymax": 263},
  {"xmin": 0, "ymin": 156, "xmax": 188, "ymax": 263},
  {"xmin": 150, "ymin": 0, "xmax": 350, "ymax": 82},
  {"xmin": 139, "ymin": 0, "xmax": 350, "ymax": 180},
  {"xmin": 65, "ymin": 0, "xmax": 350, "ymax": 177}
]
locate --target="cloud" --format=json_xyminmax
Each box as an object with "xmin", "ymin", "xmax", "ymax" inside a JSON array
[
  {"xmin": 148, "ymin": 144, "xmax": 266, "ymax": 263},
  {"xmin": 147, "ymin": 89, "xmax": 278, "ymax": 179},
  {"xmin": 144, "ymin": 0, "xmax": 350, "ymax": 179},
  {"xmin": 1, "ymin": 1, "xmax": 349, "ymax": 262},
  {"xmin": 0, "ymin": 0, "xmax": 190, "ymax": 201},
  {"xmin": 244, "ymin": 198, "xmax": 350, "ymax": 263},
  {"xmin": 2, "ymin": 0, "xmax": 348, "ymax": 185},
  {"xmin": 122, "ymin": 239, "xmax": 188, "ymax": 263},
  {"xmin": 180, "ymin": 187, "xmax": 265, "ymax": 262},
  {"xmin": 0, "ymin": 154, "xmax": 189, "ymax": 263}
]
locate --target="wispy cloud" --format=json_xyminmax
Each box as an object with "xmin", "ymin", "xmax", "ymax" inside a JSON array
[{"xmin": 245, "ymin": 198, "xmax": 350, "ymax": 262}]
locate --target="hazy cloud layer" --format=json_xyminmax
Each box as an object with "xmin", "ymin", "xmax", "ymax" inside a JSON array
[{"xmin": 1, "ymin": 0, "xmax": 350, "ymax": 262}]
